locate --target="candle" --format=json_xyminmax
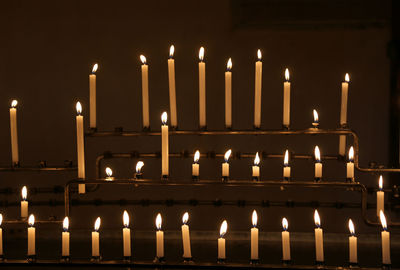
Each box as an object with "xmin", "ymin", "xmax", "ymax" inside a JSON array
[
  {"xmin": 27, "ymin": 214, "xmax": 35, "ymax": 256},
  {"xmin": 135, "ymin": 161, "xmax": 144, "ymax": 179},
  {"xmin": 346, "ymin": 146, "xmax": 354, "ymax": 182},
  {"xmin": 76, "ymin": 102, "xmax": 85, "ymax": 194},
  {"xmin": 155, "ymin": 213, "xmax": 164, "ymax": 259},
  {"xmin": 225, "ymin": 58, "xmax": 232, "ymax": 128},
  {"xmin": 0, "ymin": 214, "xmax": 3, "ymax": 257},
  {"xmin": 123, "ymin": 211, "xmax": 131, "ymax": 258},
  {"xmin": 21, "ymin": 186, "xmax": 28, "ymax": 219},
  {"xmin": 92, "ymin": 217, "xmax": 101, "ymax": 258},
  {"xmin": 218, "ymin": 220, "xmax": 227, "ymax": 261},
  {"xmin": 89, "ymin": 63, "xmax": 98, "ymax": 129},
  {"xmin": 168, "ymin": 45, "xmax": 178, "ymax": 128},
  {"xmin": 140, "ymin": 55, "xmax": 150, "ymax": 129},
  {"xmin": 192, "ymin": 150, "xmax": 200, "ymax": 179},
  {"xmin": 312, "ymin": 109, "xmax": 319, "ymax": 128},
  {"xmin": 254, "ymin": 50, "xmax": 262, "ymax": 129},
  {"xmin": 283, "ymin": 150, "xmax": 291, "ymax": 181},
  {"xmin": 314, "ymin": 146, "xmax": 322, "ymax": 181},
  {"xmin": 161, "ymin": 112, "xmax": 169, "ymax": 178},
  {"xmin": 105, "ymin": 167, "xmax": 114, "ymax": 181},
  {"xmin": 283, "ymin": 68, "xmax": 291, "ymax": 128},
  {"xmin": 252, "ymin": 152, "xmax": 260, "ymax": 181},
  {"xmin": 181, "ymin": 212, "xmax": 192, "ymax": 259},
  {"xmin": 198, "ymin": 47, "xmax": 206, "ymax": 128},
  {"xmin": 339, "ymin": 73, "xmax": 350, "ymax": 156},
  {"xmin": 9, "ymin": 100, "xmax": 19, "ymax": 166},
  {"xmin": 222, "ymin": 149, "xmax": 232, "ymax": 181},
  {"xmin": 250, "ymin": 210, "xmax": 258, "ymax": 260},
  {"xmin": 314, "ymin": 210, "xmax": 324, "ymax": 263},
  {"xmin": 62, "ymin": 216, "xmax": 70, "ymax": 257},
  {"xmin": 380, "ymin": 211, "xmax": 391, "ymax": 265},
  {"xmin": 377, "ymin": 175, "xmax": 384, "ymax": 217},
  {"xmin": 348, "ymin": 219, "xmax": 357, "ymax": 264},
  {"xmin": 281, "ymin": 217, "xmax": 291, "ymax": 262}
]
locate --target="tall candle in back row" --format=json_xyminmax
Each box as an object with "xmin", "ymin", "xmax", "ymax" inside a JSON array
[
  {"xmin": 9, "ymin": 100, "xmax": 19, "ymax": 166},
  {"xmin": 76, "ymin": 102, "xmax": 85, "ymax": 194},
  {"xmin": 161, "ymin": 112, "xmax": 169, "ymax": 178},
  {"xmin": 283, "ymin": 68, "xmax": 290, "ymax": 127},
  {"xmin": 225, "ymin": 58, "xmax": 232, "ymax": 128},
  {"xmin": 140, "ymin": 55, "xmax": 150, "ymax": 129},
  {"xmin": 339, "ymin": 74, "xmax": 350, "ymax": 156},
  {"xmin": 198, "ymin": 47, "xmax": 206, "ymax": 128},
  {"xmin": 377, "ymin": 175, "xmax": 384, "ymax": 217},
  {"xmin": 254, "ymin": 50, "xmax": 262, "ymax": 128},
  {"xmin": 89, "ymin": 63, "xmax": 98, "ymax": 129},
  {"xmin": 314, "ymin": 210, "xmax": 324, "ymax": 263},
  {"xmin": 168, "ymin": 45, "xmax": 178, "ymax": 128}
]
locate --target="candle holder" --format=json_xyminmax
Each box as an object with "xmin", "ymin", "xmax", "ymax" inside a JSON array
[
  {"xmin": 217, "ymin": 258, "xmax": 226, "ymax": 264},
  {"xmin": 283, "ymin": 176, "xmax": 290, "ymax": 181},
  {"xmin": 90, "ymin": 255, "xmax": 101, "ymax": 262},
  {"xmin": 348, "ymin": 262, "xmax": 358, "ymax": 268},
  {"xmin": 12, "ymin": 161, "xmax": 20, "ymax": 168},
  {"xmin": 199, "ymin": 125, "xmax": 207, "ymax": 131},
  {"xmin": 252, "ymin": 176, "xmax": 260, "ymax": 181},
  {"xmin": 183, "ymin": 257, "xmax": 193, "ymax": 263},
  {"xmin": 26, "ymin": 255, "xmax": 36, "ymax": 263},
  {"xmin": 282, "ymin": 125, "xmax": 290, "ymax": 130},
  {"xmin": 192, "ymin": 175, "xmax": 199, "ymax": 181},
  {"xmin": 381, "ymin": 263, "xmax": 391, "ymax": 269},
  {"xmin": 315, "ymin": 260, "xmax": 325, "ymax": 267},
  {"xmin": 60, "ymin": 256, "xmax": 71, "ymax": 263},
  {"xmin": 253, "ymin": 125, "xmax": 260, "ymax": 130},
  {"xmin": 314, "ymin": 177, "xmax": 321, "ymax": 183},
  {"xmin": 282, "ymin": 259, "xmax": 292, "ymax": 266},
  {"xmin": 312, "ymin": 123, "xmax": 319, "ymax": 129},
  {"xmin": 225, "ymin": 126, "xmax": 232, "ymax": 131},
  {"xmin": 346, "ymin": 177, "xmax": 355, "ymax": 183},
  {"xmin": 222, "ymin": 176, "xmax": 229, "ymax": 182},
  {"xmin": 153, "ymin": 256, "xmax": 165, "ymax": 263},
  {"xmin": 161, "ymin": 175, "xmax": 169, "ymax": 180},
  {"xmin": 123, "ymin": 256, "xmax": 132, "ymax": 262},
  {"xmin": 250, "ymin": 259, "xmax": 260, "ymax": 265}
]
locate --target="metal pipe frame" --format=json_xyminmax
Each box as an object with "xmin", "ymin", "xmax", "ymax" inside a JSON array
[{"xmin": 0, "ymin": 166, "xmax": 77, "ymax": 172}]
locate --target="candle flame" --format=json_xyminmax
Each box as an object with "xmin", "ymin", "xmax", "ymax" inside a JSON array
[
  {"xmin": 194, "ymin": 150, "xmax": 200, "ymax": 163},
  {"xmin": 169, "ymin": 45, "xmax": 175, "ymax": 57},
  {"xmin": 105, "ymin": 167, "xmax": 113, "ymax": 178},
  {"xmin": 92, "ymin": 63, "xmax": 98, "ymax": 73},
  {"xmin": 94, "ymin": 217, "xmax": 101, "ymax": 231},
  {"xmin": 348, "ymin": 146, "xmax": 354, "ymax": 162},
  {"xmin": 161, "ymin": 112, "xmax": 168, "ymax": 125},
  {"xmin": 282, "ymin": 217, "xmax": 288, "ymax": 230},
  {"xmin": 252, "ymin": 210, "xmax": 258, "ymax": 227},
  {"xmin": 224, "ymin": 149, "xmax": 232, "ymax": 162},
  {"xmin": 380, "ymin": 211, "xmax": 387, "ymax": 230},
  {"xmin": 314, "ymin": 146, "xmax": 321, "ymax": 162},
  {"xmin": 0, "ymin": 214, "xmax": 2, "ymax": 226},
  {"xmin": 199, "ymin": 47, "xmax": 204, "ymax": 61},
  {"xmin": 123, "ymin": 210, "xmax": 129, "ymax": 227},
  {"xmin": 379, "ymin": 175, "xmax": 383, "ymax": 190},
  {"xmin": 348, "ymin": 219, "xmax": 355, "ymax": 235},
  {"xmin": 314, "ymin": 210, "xmax": 321, "ymax": 227},
  {"xmin": 76, "ymin": 102, "xmax": 82, "ymax": 114},
  {"xmin": 227, "ymin": 58, "xmax": 232, "ymax": 71},
  {"xmin": 140, "ymin": 55, "xmax": 147, "ymax": 64},
  {"xmin": 285, "ymin": 68, "xmax": 290, "ymax": 81},
  {"xmin": 313, "ymin": 110, "xmax": 319, "ymax": 123},
  {"xmin": 11, "ymin": 100, "xmax": 18, "ymax": 108},
  {"xmin": 182, "ymin": 212, "xmax": 189, "ymax": 224},
  {"xmin": 284, "ymin": 150, "xmax": 289, "ymax": 166},
  {"xmin": 136, "ymin": 161, "xmax": 144, "ymax": 173},
  {"xmin": 156, "ymin": 213, "xmax": 162, "ymax": 230},
  {"xmin": 257, "ymin": 49, "xmax": 262, "ymax": 61},
  {"xmin": 254, "ymin": 152, "xmax": 260, "ymax": 166},
  {"xmin": 220, "ymin": 220, "xmax": 227, "ymax": 237},
  {"xmin": 63, "ymin": 216, "xmax": 69, "ymax": 231},
  {"xmin": 28, "ymin": 214, "xmax": 35, "ymax": 226},
  {"xmin": 345, "ymin": 73, "xmax": 350, "ymax": 83},
  {"xmin": 22, "ymin": 186, "xmax": 27, "ymax": 200}
]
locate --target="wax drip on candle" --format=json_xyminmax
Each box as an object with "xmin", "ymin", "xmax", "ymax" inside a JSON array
[
  {"xmin": 140, "ymin": 55, "xmax": 147, "ymax": 65},
  {"xmin": 63, "ymin": 216, "xmax": 69, "ymax": 232},
  {"xmin": 348, "ymin": 219, "xmax": 355, "ymax": 236},
  {"xmin": 314, "ymin": 210, "xmax": 321, "ymax": 228},
  {"xmin": 182, "ymin": 212, "xmax": 189, "ymax": 225},
  {"xmin": 315, "ymin": 146, "xmax": 321, "ymax": 163},
  {"xmin": 161, "ymin": 112, "xmax": 168, "ymax": 125},
  {"xmin": 194, "ymin": 150, "xmax": 200, "ymax": 164},
  {"xmin": 284, "ymin": 68, "xmax": 290, "ymax": 82},
  {"xmin": 94, "ymin": 217, "xmax": 101, "ymax": 232},
  {"xmin": 284, "ymin": 150, "xmax": 289, "ymax": 167},
  {"xmin": 282, "ymin": 217, "xmax": 288, "ymax": 231},
  {"xmin": 136, "ymin": 161, "xmax": 144, "ymax": 174},
  {"xmin": 28, "ymin": 214, "xmax": 35, "ymax": 227},
  {"xmin": 22, "ymin": 186, "xmax": 27, "ymax": 201},
  {"xmin": 220, "ymin": 220, "xmax": 228, "ymax": 238},
  {"xmin": 11, "ymin": 100, "xmax": 18, "ymax": 108},
  {"xmin": 76, "ymin": 102, "xmax": 82, "ymax": 115},
  {"xmin": 348, "ymin": 146, "xmax": 354, "ymax": 162},
  {"xmin": 91, "ymin": 63, "xmax": 98, "ymax": 74},
  {"xmin": 254, "ymin": 152, "xmax": 260, "ymax": 166},
  {"xmin": 257, "ymin": 49, "xmax": 262, "ymax": 62},
  {"xmin": 345, "ymin": 73, "xmax": 350, "ymax": 83},
  {"xmin": 252, "ymin": 210, "xmax": 257, "ymax": 228},
  {"xmin": 199, "ymin": 47, "xmax": 205, "ymax": 62},
  {"xmin": 380, "ymin": 211, "xmax": 387, "ymax": 231},
  {"xmin": 226, "ymin": 58, "xmax": 232, "ymax": 72},
  {"xmin": 379, "ymin": 175, "xmax": 383, "ymax": 191},
  {"xmin": 224, "ymin": 149, "xmax": 232, "ymax": 163},
  {"xmin": 169, "ymin": 45, "xmax": 174, "ymax": 59},
  {"xmin": 312, "ymin": 110, "xmax": 319, "ymax": 127},
  {"xmin": 156, "ymin": 213, "xmax": 162, "ymax": 231},
  {"xmin": 123, "ymin": 211, "xmax": 129, "ymax": 228}
]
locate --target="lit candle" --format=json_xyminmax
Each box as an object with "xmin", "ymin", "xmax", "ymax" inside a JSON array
[
  {"xmin": 123, "ymin": 211, "xmax": 131, "ymax": 258},
  {"xmin": 9, "ymin": 100, "xmax": 19, "ymax": 166},
  {"xmin": 62, "ymin": 216, "xmax": 70, "ymax": 258},
  {"xmin": 76, "ymin": 102, "xmax": 85, "ymax": 194},
  {"xmin": 377, "ymin": 175, "xmax": 384, "ymax": 217},
  {"xmin": 140, "ymin": 55, "xmax": 150, "ymax": 129},
  {"xmin": 135, "ymin": 161, "xmax": 144, "ymax": 179},
  {"xmin": 0, "ymin": 214, "xmax": 3, "ymax": 257},
  {"xmin": 92, "ymin": 217, "xmax": 101, "ymax": 258},
  {"xmin": 252, "ymin": 152, "xmax": 260, "ymax": 181},
  {"xmin": 348, "ymin": 219, "xmax": 357, "ymax": 264},
  {"xmin": 161, "ymin": 112, "xmax": 169, "ymax": 178},
  {"xmin": 283, "ymin": 150, "xmax": 291, "ymax": 181},
  {"xmin": 254, "ymin": 50, "xmax": 262, "ymax": 129},
  {"xmin": 314, "ymin": 146, "xmax": 322, "ymax": 181},
  {"xmin": 168, "ymin": 45, "xmax": 178, "ymax": 128},
  {"xmin": 339, "ymin": 73, "xmax": 350, "ymax": 156},
  {"xmin": 89, "ymin": 63, "xmax": 98, "ymax": 129},
  {"xmin": 225, "ymin": 58, "xmax": 232, "ymax": 128},
  {"xmin": 218, "ymin": 220, "xmax": 227, "ymax": 261},
  {"xmin": 281, "ymin": 217, "xmax": 291, "ymax": 262},
  {"xmin": 250, "ymin": 210, "xmax": 258, "ymax": 261},
  {"xmin": 21, "ymin": 186, "xmax": 28, "ymax": 219},
  {"xmin": 198, "ymin": 47, "xmax": 206, "ymax": 128},
  {"xmin": 314, "ymin": 210, "xmax": 324, "ymax": 263},
  {"xmin": 222, "ymin": 149, "xmax": 232, "ymax": 181},
  {"xmin": 346, "ymin": 146, "xmax": 354, "ymax": 182},
  {"xmin": 27, "ymin": 214, "xmax": 35, "ymax": 256},
  {"xmin": 155, "ymin": 213, "xmax": 164, "ymax": 259},
  {"xmin": 105, "ymin": 167, "xmax": 114, "ymax": 181},
  {"xmin": 380, "ymin": 211, "xmax": 391, "ymax": 265},
  {"xmin": 283, "ymin": 68, "xmax": 291, "ymax": 128},
  {"xmin": 181, "ymin": 212, "xmax": 192, "ymax": 259},
  {"xmin": 312, "ymin": 109, "xmax": 319, "ymax": 128},
  {"xmin": 192, "ymin": 150, "xmax": 200, "ymax": 180}
]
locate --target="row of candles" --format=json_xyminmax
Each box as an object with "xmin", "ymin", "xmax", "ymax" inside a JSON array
[{"xmin": 0, "ymin": 210, "xmax": 391, "ymax": 265}]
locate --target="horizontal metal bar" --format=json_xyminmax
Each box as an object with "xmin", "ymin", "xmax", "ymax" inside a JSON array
[{"xmin": 0, "ymin": 167, "xmax": 77, "ymax": 172}]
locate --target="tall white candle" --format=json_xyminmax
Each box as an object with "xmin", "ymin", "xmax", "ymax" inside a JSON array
[
  {"xmin": 0, "ymin": 214, "xmax": 3, "ymax": 256},
  {"xmin": 312, "ymin": 109, "xmax": 319, "ymax": 128},
  {"xmin": 9, "ymin": 100, "xmax": 19, "ymax": 166},
  {"xmin": 283, "ymin": 68, "xmax": 291, "ymax": 127},
  {"xmin": 21, "ymin": 186, "xmax": 28, "ymax": 219},
  {"xmin": 105, "ymin": 167, "xmax": 114, "ymax": 181},
  {"xmin": 135, "ymin": 161, "xmax": 144, "ymax": 179},
  {"xmin": 283, "ymin": 150, "xmax": 291, "ymax": 180},
  {"xmin": 281, "ymin": 217, "xmax": 291, "ymax": 261},
  {"xmin": 92, "ymin": 217, "xmax": 101, "ymax": 257},
  {"xmin": 62, "ymin": 216, "xmax": 70, "ymax": 257},
  {"xmin": 89, "ymin": 63, "xmax": 98, "ymax": 129},
  {"xmin": 314, "ymin": 210, "xmax": 324, "ymax": 262},
  {"xmin": 252, "ymin": 152, "xmax": 260, "ymax": 180},
  {"xmin": 346, "ymin": 146, "xmax": 354, "ymax": 181},
  {"xmin": 123, "ymin": 211, "xmax": 131, "ymax": 258},
  {"xmin": 181, "ymin": 212, "xmax": 192, "ymax": 258},
  {"xmin": 76, "ymin": 102, "xmax": 85, "ymax": 194},
  {"xmin": 161, "ymin": 112, "xmax": 169, "ymax": 177},
  {"xmin": 314, "ymin": 146, "xmax": 322, "ymax": 181},
  {"xmin": 192, "ymin": 150, "xmax": 200, "ymax": 178},
  {"xmin": 27, "ymin": 214, "xmax": 35, "ymax": 256},
  {"xmin": 156, "ymin": 213, "xmax": 164, "ymax": 258},
  {"xmin": 225, "ymin": 58, "xmax": 232, "ymax": 128},
  {"xmin": 348, "ymin": 219, "xmax": 357, "ymax": 264},
  {"xmin": 250, "ymin": 210, "xmax": 258, "ymax": 260},
  {"xmin": 140, "ymin": 55, "xmax": 150, "ymax": 129},
  {"xmin": 218, "ymin": 220, "xmax": 227, "ymax": 260},
  {"xmin": 222, "ymin": 149, "xmax": 232, "ymax": 180},
  {"xmin": 339, "ymin": 74, "xmax": 350, "ymax": 156},
  {"xmin": 168, "ymin": 45, "xmax": 178, "ymax": 128},
  {"xmin": 377, "ymin": 175, "xmax": 384, "ymax": 217},
  {"xmin": 380, "ymin": 211, "xmax": 391, "ymax": 265},
  {"xmin": 254, "ymin": 50, "xmax": 262, "ymax": 128},
  {"xmin": 198, "ymin": 47, "xmax": 206, "ymax": 128}
]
